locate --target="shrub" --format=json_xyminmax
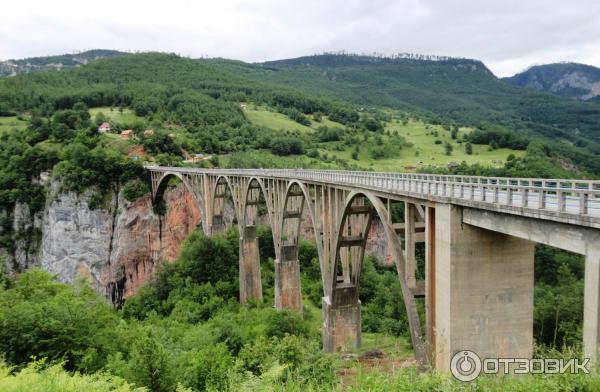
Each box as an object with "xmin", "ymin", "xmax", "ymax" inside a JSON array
[
  {"xmin": 0, "ymin": 360, "xmax": 144, "ymax": 392},
  {"xmin": 0, "ymin": 269, "xmax": 122, "ymax": 372},
  {"xmin": 465, "ymin": 142, "xmax": 473, "ymax": 155},
  {"xmin": 271, "ymin": 138, "xmax": 305, "ymax": 156},
  {"xmin": 265, "ymin": 310, "xmax": 310, "ymax": 339},
  {"xmin": 108, "ymin": 327, "xmax": 175, "ymax": 392},
  {"xmin": 182, "ymin": 344, "xmax": 232, "ymax": 391},
  {"xmin": 122, "ymin": 179, "xmax": 150, "ymax": 201}
]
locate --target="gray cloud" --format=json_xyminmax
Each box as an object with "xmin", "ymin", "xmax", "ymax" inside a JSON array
[{"xmin": 0, "ymin": 0, "xmax": 599, "ymax": 76}]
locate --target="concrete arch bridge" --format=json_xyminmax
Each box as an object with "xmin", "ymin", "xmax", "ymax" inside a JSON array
[{"xmin": 148, "ymin": 166, "xmax": 600, "ymax": 370}]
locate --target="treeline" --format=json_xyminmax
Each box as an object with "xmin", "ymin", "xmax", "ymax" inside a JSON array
[{"xmin": 0, "ymin": 53, "xmax": 359, "ymax": 128}]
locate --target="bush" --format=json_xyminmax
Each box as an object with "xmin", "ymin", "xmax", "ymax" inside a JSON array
[
  {"xmin": 444, "ymin": 141, "xmax": 453, "ymax": 155},
  {"xmin": 265, "ymin": 310, "xmax": 310, "ymax": 339},
  {"xmin": 465, "ymin": 142, "xmax": 473, "ymax": 155},
  {"xmin": 0, "ymin": 360, "xmax": 144, "ymax": 392},
  {"xmin": 360, "ymin": 117, "xmax": 384, "ymax": 132},
  {"xmin": 0, "ymin": 269, "xmax": 122, "ymax": 372},
  {"xmin": 122, "ymin": 179, "xmax": 150, "ymax": 201},
  {"xmin": 316, "ymin": 126, "xmax": 343, "ymax": 142},
  {"xmin": 282, "ymin": 108, "xmax": 311, "ymax": 126},
  {"xmin": 271, "ymin": 138, "xmax": 305, "ymax": 156},
  {"xmin": 107, "ymin": 327, "xmax": 175, "ymax": 392},
  {"xmin": 183, "ymin": 344, "xmax": 232, "ymax": 391}
]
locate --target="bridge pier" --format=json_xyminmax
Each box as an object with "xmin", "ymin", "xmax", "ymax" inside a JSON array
[
  {"xmin": 433, "ymin": 204, "xmax": 535, "ymax": 371},
  {"xmin": 584, "ymin": 245, "xmax": 600, "ymax": 365},
  {"xmin": 275, "ymin": 244, "xmax": 302, "ymax": 311},
  {"xmin": 239, "ymin": 225, "xmax": 263, "ymax": 304},
  {"xmin": 322, "ymin": 285, "xmax": 361, "ymax": 352},
  {"xmin": 210, "ymin": 215, "xmax": 226, "ymax": 235}
]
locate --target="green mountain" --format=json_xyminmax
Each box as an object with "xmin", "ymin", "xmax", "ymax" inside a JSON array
[
  {"xmin": 0, "ymin": 49, "xmax": 126, "ymax": 77},
  {"xmin": 503, "ymin": 62, "xmax": 600, "ymax": 102},
  {"xmin": 0, "ymin": 52, "xmax": 598, "ymax": 176},
  {"xmin": 212, "ymin": 54, "xmax": 600, "ymax": 146}
]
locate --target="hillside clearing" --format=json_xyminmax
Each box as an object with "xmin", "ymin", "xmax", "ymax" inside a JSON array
[
  {"xmin": 0, "ymin": 116, "xmax": 28, "ymax": 134},
  {"xmin": 89, "ymin": 107, "xmax": 142, "ymax": 125}
]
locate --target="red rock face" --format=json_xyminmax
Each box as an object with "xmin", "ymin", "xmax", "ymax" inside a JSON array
[
  {"xmin": 105, "ymin": 185, "xmax": 201, "ymax": 305},
  {"xmin": 160, "ymin": 187, "xmax": 202, "ymax": 262}
]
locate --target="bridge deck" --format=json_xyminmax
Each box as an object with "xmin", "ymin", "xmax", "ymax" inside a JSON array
[{"xmin": 147, "ymin": 166, "xmax": 600, "ymax": 229}]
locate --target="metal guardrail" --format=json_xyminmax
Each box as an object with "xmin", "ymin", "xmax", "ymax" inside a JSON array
[{"xmin": 147, "ymin": 166, "xmax": 600, "ymax": 219}]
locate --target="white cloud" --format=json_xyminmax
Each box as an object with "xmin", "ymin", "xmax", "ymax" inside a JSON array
[{"xmin": 0, "ymin": 0, "xmax": 599, "ymax": 76}]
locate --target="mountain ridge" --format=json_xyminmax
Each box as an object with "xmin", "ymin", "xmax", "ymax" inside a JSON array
[
  {"xmin": 503, "ymin": 62, "xmax": 600, "ymax": 102},
  {"xmin": 0, "ymin": 49, "xmax": 126, "ymax": 77}
]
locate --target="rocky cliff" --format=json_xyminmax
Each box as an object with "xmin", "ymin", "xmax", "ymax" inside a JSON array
[
  {"xmin": 1, "ymin": 182, "xmax": 200, "ymax": 306},
  {"xmin": 503, "ymin": 62, "xmax": 600, "ymax": 102}
]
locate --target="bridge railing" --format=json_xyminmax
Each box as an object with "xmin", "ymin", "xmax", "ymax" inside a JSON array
[{"xmin": 147, "ymin": 166, "xmax": 600, "ymax": 218}]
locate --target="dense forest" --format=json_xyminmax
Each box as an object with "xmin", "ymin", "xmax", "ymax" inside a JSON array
[{"xmin": 0, "ymin": 51, "xmax": 598, "ymax": 390}]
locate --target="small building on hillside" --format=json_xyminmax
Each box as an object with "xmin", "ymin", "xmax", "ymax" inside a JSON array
[
  {"xmin": 143, "ymin": 129, "xmax": 154, "ymax": 137},
  {"xmin": 98, "ymin": 122, "xmax": 111, "ymax": 133},
  {"xmin": 120, "ymin": 129, "xmax": 134, "ymax": 140}
]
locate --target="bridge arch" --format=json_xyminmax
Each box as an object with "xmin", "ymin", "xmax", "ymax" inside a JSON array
[
  {"xmin": 325, "ymin": 190, "xmax": 429, "ymax": 365},
  {"xmin": 210, "ymin": 175, "xmax": 238, "ymax": 234},
  {"xmin": 237, "ymin": 177, "xmax": 278, "ymax": 304},
  {"xmin": 275, "ymin": 181, "xmax": 326, "ymax": 310},
  {"xmin": 153, "ymin": 171, "xmax": 207, "ymax": 233}
]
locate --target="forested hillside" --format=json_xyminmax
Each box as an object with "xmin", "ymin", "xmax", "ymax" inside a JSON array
[
  {"xmin": 212, "ymin": 54, "xmax": 600, "ymax": 176},
  {"xmin": 215, "ymin": 54, "xmax": 600, "ymax": 152}
]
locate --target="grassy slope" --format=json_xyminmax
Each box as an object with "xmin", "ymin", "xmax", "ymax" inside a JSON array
[
  {"xmin": 243, "ymin": 104, "xmax": 343, "ymax": 133},
  {"xmin": 243, "ymin": 106, "xmax": 523, "ymax": 172},
  {"xmin": 244, "ymin": 105, "xmax": 314, "ymax": 133},
  {"xmin": 325, "ymin": 119, "xmax": 524, "ymax": 172},
  {"xmin": 89, "ymin": 107, "xmax": 142, "ymax": 126},
  {"xmin": 0, "ymin": 116, "xmax": 27, "ymax": 134}
]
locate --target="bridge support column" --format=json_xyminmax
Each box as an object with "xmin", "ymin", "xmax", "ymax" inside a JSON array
[
  {"xmin": 584, "ymin": 245, "xmax": 600, "ymax": 365},
  {"xmin": 211, "ymin": 215, "xmax": 226, "ymax": 235},
  {"xmin": 322, "ymin": 285, "xmax": 361, "ymax": 352},
  {"xmin": 275, "ymin": 245, "xmax": 302, "ymax": 311},
  {"xmin": 434, "ymin": 204, "xmax": 534, "ymax": 371},
  {"xmin": 239, "ymin": 225, "xmax": 262, "ymax": 304}
]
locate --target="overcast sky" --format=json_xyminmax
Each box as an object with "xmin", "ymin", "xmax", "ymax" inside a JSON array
[{"xmin": 1, "ymin": 0, "xmax": 599, "ymax": 77}]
